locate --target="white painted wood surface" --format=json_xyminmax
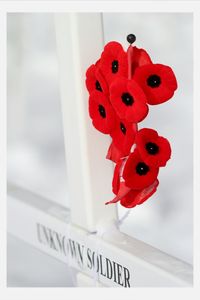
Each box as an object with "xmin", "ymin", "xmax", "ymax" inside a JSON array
[
  {"xmin": 55, "ymin": 13, "xmax": 117, "ymax": 232},
  {"xmin": 76, "ymin": 273, "xmax": 103, "ymax": 287},
  {"xmin": 7, "ymin": 184, "xmax": 193, "ymax": 287}
]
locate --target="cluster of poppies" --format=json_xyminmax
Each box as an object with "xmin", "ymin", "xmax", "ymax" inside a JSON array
[{"xmin": 85, "ymin": 37, "xmax": 177, "ymax": 208}]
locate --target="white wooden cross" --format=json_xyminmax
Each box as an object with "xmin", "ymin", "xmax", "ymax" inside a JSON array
[{"xmin": 7, "ymin": 13, "xmax": 193, "ymax": 287}]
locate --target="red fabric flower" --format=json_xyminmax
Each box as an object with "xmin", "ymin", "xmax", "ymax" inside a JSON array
[
  {"xmin": 107, "ymin": 159, "xmax": 159, "ymax": 208},
  {"xmin": 99, "ymin": 42, "xmax": 128, "ymax": 85},
  {"xmin": 110, "ymin": 77, "xmax": 149, "ymax": 123},
  {"xmin": 110, "ymin": 117, "xmax": 137, "ymax": 157},
  {"xmin": 85, "ymin": 64, "xmax": 109, "ymax": 95},
  {"xmin": 134, "ymin": 63, "xmax": 177, "ymax": 105},
  {"xmin": 89, "ymin": 91, "xmax": 117, "ymax": 134},
  {"xmin": 123, "ymin": 148, "xmax": 159, "ymax": 190},
  {"xmin": 135, "ymin": 128, "xmax": 171, "ymax": 167},
  {"xmin": 120, "ymin": 179, "xmax": 159, "ymax": 208},
  {"xmin": 131, "ymin": 46, "xmax": 152, "ymax": 74}
]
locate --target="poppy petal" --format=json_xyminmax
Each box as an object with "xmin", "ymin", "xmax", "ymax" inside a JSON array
[
  {"xmin": 123, "ymin": 148, "xmax": 159, "ymax": 190},
  {"xmin": 86, "ymin": 64, "xmax": 109, "ymax": 95},
  {"xmin": 110, "ymin": 116, "xmax": 136, "ymax": 157},
  {"xmin": 89, "ymin": 91, "xmax": 117, "ymax": 134},
  {"xmin": 110, "ymin": 77, "xmax": 149, "ymax": 123},
  {"xmin": 134, "ymin": 63, "xmax": 177, "ymax": 105},
  {"xmin": 99, "ymin": 41, "xmax": 128, "ymax": 85},
  {"xmin": 131, "ymin": 46, "xmax": 152, "ymax": 73},
  {"xmin": 135, "ymin": 128, "xmax": 171, "ymax": 167}
]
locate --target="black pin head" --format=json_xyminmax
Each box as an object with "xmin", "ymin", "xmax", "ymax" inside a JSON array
[{"xmin": 127, "ymin": 34, "xmax": 136, "ymax": 45}]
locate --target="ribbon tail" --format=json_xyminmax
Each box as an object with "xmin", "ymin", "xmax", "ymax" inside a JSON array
[
  {"xmin": 105, "ymin": 183, "xmax": 131, "ymax": 205},
  {"xmin": 137, "ymin": 179, "xmax": 159, "ymax": 205},
  {"xmin": 106, "ymin": 142, "xmax": 124, "ymax": 163}
]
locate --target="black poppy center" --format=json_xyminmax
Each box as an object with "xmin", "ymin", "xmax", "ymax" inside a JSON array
[
  {"xmin": 146, "ymin": 142, "xmax": 159, "ymax": 155},
  {"xmin": 121, "ymin": 93, "xmax": 134, "ymax": 106},
  {"xmin": 95, "ymin": 80, "xmax": 102, "ymax": 92},
  {"xmin": 120, "ymin": 122, "xmax": 126, "ymax": 135},
  {"xmin": 112, "ymin": 60, "xmax": 119, "ymax": 74},
  {"xmin": 136, "ymin": 162, "xmax": 149, "ymax": 176},
  {"xmin": 147, "ymin": 74, "xmax": 161, "ymax": 88},
  {"xmin": 98, "ymin": 104, "xmax": 106, "ymax": 118}
]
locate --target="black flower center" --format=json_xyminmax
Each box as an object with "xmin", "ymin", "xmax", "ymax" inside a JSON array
[
  {"xmin": 147, "ymin": 74, "xmax": 161, "ymax": 88},
  {"xmin": 98, "ymin": 104, "xmax": 106, "ymax": 118},
  {"xmin": 95, "ymin": 80, "xmax": 102, "ymax": 92},
  {"xmin": 112, "ymin": 60, "xmax": 119, "ymax": 73},
  {"xmin": 145, "ymin": 142, "xmax": 159, "ymax": 155},
  {"xmin": 120, "ymin": 122, "xmax": 126, "ymax": 135},
  {"xmin": 136, "ymin": 162, "xmax": 149, "ymax": 176},
  {"xmin": 121, "ymin": 93, "xmax": 134, "ymax": 106}
]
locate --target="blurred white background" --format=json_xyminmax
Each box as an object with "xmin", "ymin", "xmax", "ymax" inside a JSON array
[{"xmin": 7, "ymin": 13, "xmax": 193, "ymax": 286}]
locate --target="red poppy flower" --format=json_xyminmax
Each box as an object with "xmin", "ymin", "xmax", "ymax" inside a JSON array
[
  {"xmin": 106, "ymin": 156, "xmax": 159, "ymax": 208},
  {"xmin": 107, "ymin": 161, "xmax": 159, "ymax": 208},
  {"xmin": 135, "ymin": 128, "xmax": 171, "ymax": 167},
  {"xmin": 120, "ymin": 179, "xmax": 159, "ymax": 208},
  {"xmin": 122, "ymin": 148, "xmax": 159, "ymax": 190},
  {"xmin": 85, "ymin": 64, "xmax": 109, "ymax": 95},
  {"xmin": 131, "ymin": 46, "xmax": 152, "ymax": 74},
  {"xmin": 99, "ymin": 42, "xmax": 128, "ymax": 85},
  {"xmin": 89, "ymin": 91, "xmax": 117, "ymax": 134},
  {"xmin": 110, "ymin": 117, "xmax": 137, "ymax": 157},
  {"xmin": 110, "ymin": 77, "xmax": 149, "ymax": 123},
  {"xmin": 134, "ymin": 63, "xmax": 177, "ymax": 105}
]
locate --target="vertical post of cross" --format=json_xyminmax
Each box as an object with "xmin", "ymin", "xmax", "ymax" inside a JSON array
[{"xmin": 55, "ymin": 13, "xmax": 117, "ymax": 232}]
